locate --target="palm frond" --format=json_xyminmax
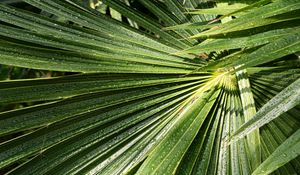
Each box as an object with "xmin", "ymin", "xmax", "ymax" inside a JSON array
[{"xmin": 0, "ymin": 0, "xmax": 299, "ymax": 174}]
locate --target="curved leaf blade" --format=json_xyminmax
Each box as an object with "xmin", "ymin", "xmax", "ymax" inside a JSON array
[
  {"xmin": 252, "ymin": 128, "xmax": 300, "ymax": 175},
  {"xmin": 230, "ymin": 78, "xmax": 300, "ymax": 143}
]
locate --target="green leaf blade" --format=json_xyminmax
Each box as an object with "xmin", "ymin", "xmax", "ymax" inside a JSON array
[{"xmin": 136, "ymin": 87, "xmax": 221, "ymax": 175}]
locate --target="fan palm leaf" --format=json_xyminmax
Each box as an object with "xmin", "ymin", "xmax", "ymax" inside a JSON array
[{"xmin": 0, "ymin": 0, "xmax": 299, "ymax": 174}]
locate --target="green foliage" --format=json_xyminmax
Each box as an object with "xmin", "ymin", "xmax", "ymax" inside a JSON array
[{"xmin": 0, "ymin": 0, "xmax": 299, "ymax": 174}]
